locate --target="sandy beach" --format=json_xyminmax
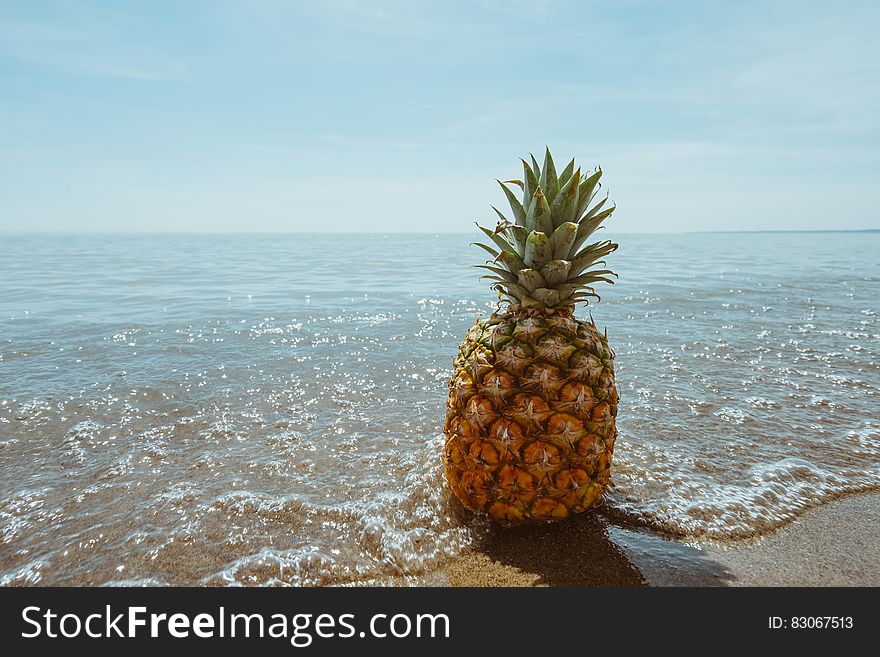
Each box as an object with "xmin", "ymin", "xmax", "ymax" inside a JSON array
[{"xmin": 439, "ymin": 492, "xmax": 880, "ymax": 587}]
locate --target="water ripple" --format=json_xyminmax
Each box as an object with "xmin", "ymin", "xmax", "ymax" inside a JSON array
[{"xmin": 0, "ymin": 232, "xmax": 878, "ymax": 583}]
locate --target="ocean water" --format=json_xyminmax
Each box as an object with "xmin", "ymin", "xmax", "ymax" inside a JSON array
[{"xmin": 0, "ymin": 232, "xmax": 878, "ymax": 586}]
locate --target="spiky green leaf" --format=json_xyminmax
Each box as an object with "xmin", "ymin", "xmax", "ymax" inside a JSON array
[
  {"xmin": 550, "ymin": 221, "xmax": 579, "ymax": 260},
  {"xmin": 528, "ymin": 188, "xmax": 554, "ymax": 236},
  {"xmin": 516, "ymin": 268, "xmax": 547, "ymax": 292},
  {"xmin": 551, "ymin": 168, "xmax": 581, "ymax": 227},
  {"xmin": 493, "ymin": 281, "xmax": 530, "ymax": 302},
  {"xmin": 558, "ymin": 158, "xmax": 575, "ymax": 187},
  {"xmin": 567, "ymin": 272, "xmax": 616, "ymax": 286},
  {"xmin": 560, "ymin": 284, "xmax": 599, "ymax": 299},
  {"xmin": 539, "ymin": 147, "xmax": 558, "ymax": 203},
  {"xmin": 476, "ymin": 223, "xmax": 518, "ymax": 256},
  {"xmin": 531, "ymin": 288, "xmax": 562, "ymax": 306},
  {"xmin": 472, "ymin": 241, "xmax": 499, "ymax": 259},
  {"xmin": 521, "ymin": 159, "xmax": 539, "ymax": 208},
  {"xmin": 475, "ymin": 264, "xmax": 517, "ymax": 282},
  {"xmin": 567, "ymin": 289, "xmax": 601, "ymax": 304},
  {"xmin": 570, "ymin": 241, "xmax": 618, "ymax": 276},
  {"xmin": 507, "ymin": 224, "xmax": 528, "ymax": 256},
  {"xmin": 497, "ymin": 180, "xmax": 526, "ymax": 226},
  {"xmin": 582, "ymin": 193, "xmax": 610, "ymax": 223},
  {"xmin": 523, "ymin": 230, "xmax": 551, "ymax": 268},
  {"xmin": 495, "ymin": 249, "xmax": 526, "ymax": 274},
  {"xmin": 539, "ymin": 259, "xmax": 571, "ymax": 286},
  {"xmin": 571, "ymin": 206, "xmax": 616, "ymax": 255},
  {"xmin": 575, "ymin": 168, "xmax": 602, "ymax": 219},
  {"xmin": 490, "ymin": 206, "xmax": 509, "ymax": 224}
]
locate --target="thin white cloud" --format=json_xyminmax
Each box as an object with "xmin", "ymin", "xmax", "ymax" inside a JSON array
[
  {"xmin": 0, "ymin": 18, "xmax": 179, "ymax": 80},
  {"xmin": 266, "ymin": 0, "xmax": 483, "ymax": 39},
  {"xmin": 472, "ymin": 0, "xmax": 558, "ymax": 22}
]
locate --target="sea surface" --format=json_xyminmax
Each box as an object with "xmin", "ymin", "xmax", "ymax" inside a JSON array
[{"xmin": 0, "ymin": 232, "xmax": 878, "ymax": 585}]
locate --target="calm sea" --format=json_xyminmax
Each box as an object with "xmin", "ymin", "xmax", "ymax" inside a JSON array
[{"xmin": 0, "ymin": 232, "xmax": 878, "ymax": 585}]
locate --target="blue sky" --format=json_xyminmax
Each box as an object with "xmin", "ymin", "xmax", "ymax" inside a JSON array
[{"xmin": 1, "ymin": 0, "xmax": 878, "ymax": 233}]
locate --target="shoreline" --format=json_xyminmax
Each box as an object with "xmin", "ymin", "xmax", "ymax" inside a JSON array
[{"xmin": 435, "ymin": 491, "xmax": 880, "ymax": 587}]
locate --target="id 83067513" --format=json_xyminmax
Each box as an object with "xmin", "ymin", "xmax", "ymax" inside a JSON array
[{"xmin": 769, "ymin": 617, "xmax": 854, "ymax": 630}]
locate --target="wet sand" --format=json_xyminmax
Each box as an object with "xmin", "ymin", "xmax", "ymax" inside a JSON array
[{"xmin": 439, "ymin": 492, "xmax": 880, "ymax": 587}]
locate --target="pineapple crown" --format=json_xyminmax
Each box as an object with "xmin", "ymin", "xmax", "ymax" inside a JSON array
[{"xmin": 474, "ymin": 147, "xmax": 617, "ymax": 310}]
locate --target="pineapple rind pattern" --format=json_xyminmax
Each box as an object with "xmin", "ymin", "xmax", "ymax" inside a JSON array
[{"xmin": 444, "ymin": 311, "xmax": 618, "ymax": 523}]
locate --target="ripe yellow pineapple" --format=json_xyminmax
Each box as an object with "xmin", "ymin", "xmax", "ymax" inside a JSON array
[{"xmin": 444, "ymin": 148, "xmax": 619, "ymax": 523}]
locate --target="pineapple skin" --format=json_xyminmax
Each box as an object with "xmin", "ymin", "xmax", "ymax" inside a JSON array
[{"xmin": 444, "ymin": 307, "xmax": 618, "ymax": 523}]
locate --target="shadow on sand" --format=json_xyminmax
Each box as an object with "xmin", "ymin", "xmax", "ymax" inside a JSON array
[{"xmin": 448, "ymin": 510, "xmax": 735, "ymax": 587}]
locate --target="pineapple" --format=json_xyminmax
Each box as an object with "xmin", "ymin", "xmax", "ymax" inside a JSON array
[{"xmin": 443, "ymin": 148, "xmax": 619, "ymax": 523}]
